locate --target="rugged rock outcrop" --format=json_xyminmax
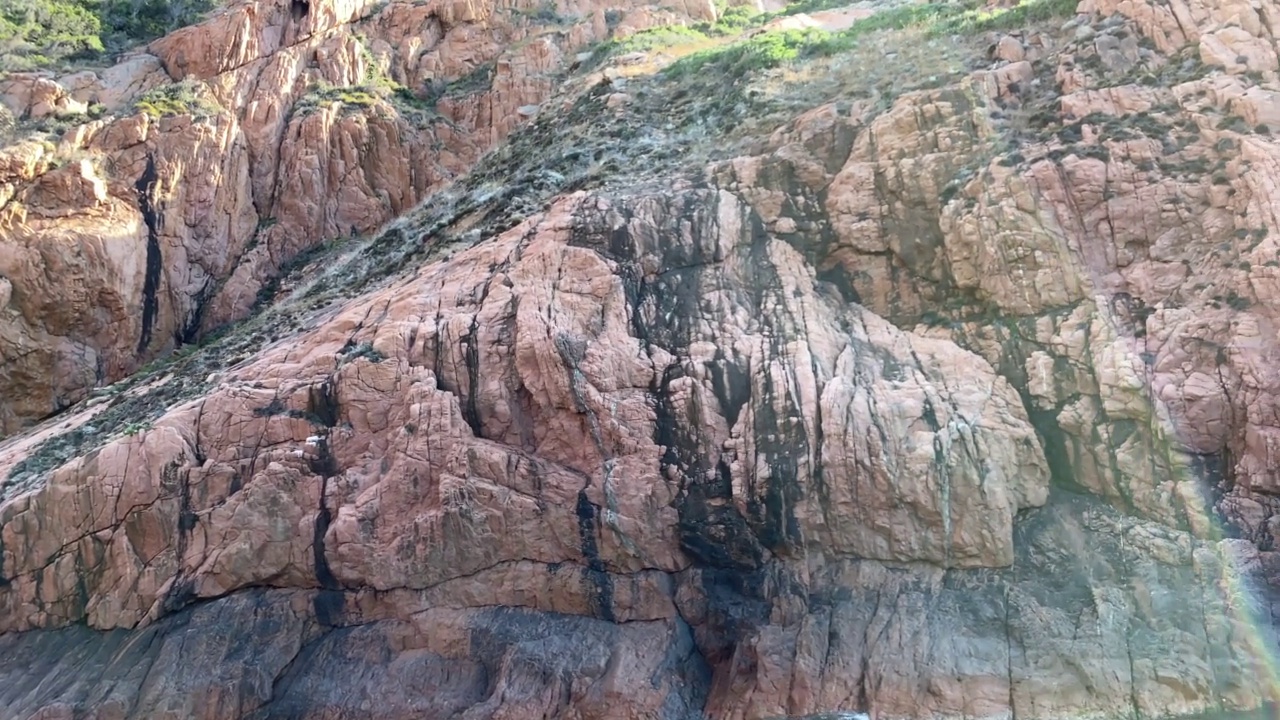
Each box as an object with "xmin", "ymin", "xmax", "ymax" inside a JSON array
[
  {"xmin": 2, "ymin": 176, "xmax": 1274, "ymax": 720},
  {"xmin": 0, "ymin": 0, "xmax": 708, "ymax": 435},
  {"xmin": 5, "ymin": 0, "xmax": 1280, "ymax": 718}
]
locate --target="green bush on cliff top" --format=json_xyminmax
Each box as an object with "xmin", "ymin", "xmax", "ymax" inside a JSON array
[
  {"xmin": 0, "ymin": 0, "xmax": 103, "ymax": 69},
  {"xmin": 0, "ymin": 0, "xmax": 216, "ymax": 71}
]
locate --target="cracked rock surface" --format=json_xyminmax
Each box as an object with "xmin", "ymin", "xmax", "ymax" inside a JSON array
[
  {"xmin": 5, "ymin": 0, "xmax": 1280, "ymax": 718},
  {"xmin": 0, "ymin": 0, "xmax": 704, "ymax": 434}
]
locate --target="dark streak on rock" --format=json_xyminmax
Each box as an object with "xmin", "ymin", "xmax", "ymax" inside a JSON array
[
  {"xmin": 306, "ymin": 381, "xmax": 341, "ymax": 432},
  {"xmin": 311, "ymin": 436, "xmax": 343, "ymax": 624},
  {"xmin": 575, "ymin": 490, "xmax": 616, "ymax": 622},
  {"xmin": 136, "ymin": 156, "xmax": 163, "ymax": 355},
  {"xmin": 706, "ymin": 348, "xmax": 750, "ymax": 428},
  {"xmin": 304, "ymin": 377, "xmax": 343, "ymax": 621},
  {"xmin": 460, "ymin": 316, "xmax": 483, "ymax": 436},
  {"xmin": 742, "ymin": 207, "xmax": 803, "ymax": 555},
  {"xmin": 179, "ymin": 278, "xmax": 216, "ymax": 346},
  {"xmin": 161, "ymin": 460, "xmax": 198, "ymax": 615}
]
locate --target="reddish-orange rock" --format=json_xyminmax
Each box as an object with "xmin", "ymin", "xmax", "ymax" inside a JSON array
[
  {"xmin": 0, "ymin": 0, "xmax": 696, "ymax": 436},
  {"xmin": 4, "ymin": 0, "xmax": 1280, "ymax": 718}
]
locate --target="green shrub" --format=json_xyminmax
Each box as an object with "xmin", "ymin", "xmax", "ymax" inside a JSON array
[
  {"xmin": 520, "ymin": 0, "xmax": 569, "ymax": 25},
  {"xmin": 697, "ymin": 5, "xmax": 758, "ymax": 35},
  {"xmin": 1225, "ymin": 291, "xmax": 1251, "ymax": 310},
  {"xmin": 667, "ymin": 28, "xmax": 824, "ymax": 79},
  {"xmin": 439, "ymin": 62, "xmax": 494, "ymax": 97},
  {"xmin": 293, "ymin": 44, "xmax": 474, "ymax": 125},
  {"xmin": 0, "ymin": 0, "xmax": 103, "ymax": 70},
  {"xmin": 295, "ymin": 83, "xmax": 383, "ymax": 116},
  {"xmin": 122, "ymin": 420, "xmax": 151, "ymax": 436},
  {"xmin": 0, "ymin": 0, "xmax": 215, "ymax": 71},
  {"xmin": 98, "ymin": 0, "xmax": 217, "ymax": 50},
  {"xmin": 133, "ymin": 78, "xmax": 222, "ymax": 119},
  {"xmin": 1217, "ymin": 114, "xmax": 1250, "ymax": 133},
  {"xmin": 615, "ymin": 24, "xmax": 709, "ymax": 53}
]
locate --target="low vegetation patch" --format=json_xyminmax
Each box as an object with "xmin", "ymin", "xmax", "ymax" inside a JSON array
[
  {"xmin": 585, "ymin": 5, "xmax": 759, "ymax": 67},
  {"xmin": 295, "ymin": 83, "xmax": 384, "ymax": 115},
  {"xmin": 295, "ymin": 44, "xmax": 494, "ymax": 126},
  {"xmin": 133, "ymin": 79, "xmax": 222, "ymax": 119},
  {"xmin": 426, "ymin": 61, "xmax": 496, "ymax": 102},
  {"xmin": 664, "ymin": 0, "xmax": 1081, "ymax": 79},
  {"xmin": 931, "ymin": 0, "xmax": 1080, "ymax": 34}
]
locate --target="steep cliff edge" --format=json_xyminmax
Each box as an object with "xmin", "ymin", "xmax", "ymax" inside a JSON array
[{"xmin": 3, "ymin": 0, "xmax": 1280, "ymax": 718}]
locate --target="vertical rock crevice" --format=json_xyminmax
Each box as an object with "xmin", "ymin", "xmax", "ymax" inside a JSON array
[
  {"xmin": 306, "ymin": 377, "xmax": 342, "ymax": 625},
  {"xmin": 135, "ymin": 156, "xmax": 164, "ymax": 356}
]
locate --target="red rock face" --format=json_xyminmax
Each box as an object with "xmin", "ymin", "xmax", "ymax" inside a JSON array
[
  {"xmin": 0, "ymin": 0, "xmax": 702, "ymax": 436},
  {"xmin": 4, "ymin": 0, "xmax": 1280, "ymax": 718}
]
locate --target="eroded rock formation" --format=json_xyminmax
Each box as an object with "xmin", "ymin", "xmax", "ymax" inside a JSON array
[
  {"xmin": 0, "ymin": 0, "xmax": 708, "ymax": 435},
  {"xmin": 4, "ymin": 0, "xmax": 1280, "ymax": 718}
]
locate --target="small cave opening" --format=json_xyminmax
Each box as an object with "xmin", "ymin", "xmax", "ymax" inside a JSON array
[{"xmin": 291, "ymin": 0, "xmax": 310, "ymax": 21}]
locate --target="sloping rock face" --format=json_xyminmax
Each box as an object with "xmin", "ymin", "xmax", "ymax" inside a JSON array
[
  {"xmin": 5, "ymin": 0, "xmax": 1280, "ymax": 718},
  {"xmin": 0, "ymin": 0, "xmax": 709, "ymax": 436},
  {"xmin": 0, "ymin": 182, "xmax": 1271, "ymax": 720}
]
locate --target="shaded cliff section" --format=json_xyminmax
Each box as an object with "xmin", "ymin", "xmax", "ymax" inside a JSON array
[
  {"xmin": 0, "ymin": 588, "xmax": 706, "ymax": 720},
  {"xmin": 0, "ymin": 495, "xmax": 1266, "ymax": 720}
]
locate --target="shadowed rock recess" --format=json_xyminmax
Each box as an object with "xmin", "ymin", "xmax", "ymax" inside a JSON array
[{"xmin": 5, "ymin": 0, "xmax": 1280, "ymax": 717}]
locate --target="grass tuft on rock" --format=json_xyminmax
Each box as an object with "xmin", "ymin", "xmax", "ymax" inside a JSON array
[{"xmin": 133, "ymin": 78, "xmax": 222, "ymax": 119}]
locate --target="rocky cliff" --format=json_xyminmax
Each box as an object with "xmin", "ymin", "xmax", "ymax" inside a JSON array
[
  {"xmin": 0, "ymin": 0, "xmax": 710, "ymax": 434},
  {"xmin": 3, "ymin": 0, "xmax": 1280, "ymax": 718}
]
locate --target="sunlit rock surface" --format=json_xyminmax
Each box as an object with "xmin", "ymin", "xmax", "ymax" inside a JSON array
[{"xmin": 4, "ymin": 0, "xmax": 1280, "ymax": 717}]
